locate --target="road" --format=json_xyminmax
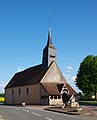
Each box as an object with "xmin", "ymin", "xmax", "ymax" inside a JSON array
[{"xmin": 0, "ymin": 105, "xmax": 97, "ymax": 120}]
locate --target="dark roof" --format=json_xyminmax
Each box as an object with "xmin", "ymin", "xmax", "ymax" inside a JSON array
[
  {"xmin": 65, "ymin": 83, "xmax": 77, "ymax": 95},
  {"xmin": 42, "ymin": 82, "xmax": 77, "ymax": 95},
  {"xmin": 41, "ymin": 82, "xmax": 64, "ymax": 95},
  {"xmin": 5, "ymin": 61, "xmax": 76, "ymax": 96},
  {"xmin": 5, "ymin": 64, "xmax": 46, "ymax": 89}
]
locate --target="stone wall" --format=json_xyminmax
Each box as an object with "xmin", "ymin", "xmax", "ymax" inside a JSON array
[{"xmin": 49, "ymin": 96, "xmax": 63, "ymax": 105}]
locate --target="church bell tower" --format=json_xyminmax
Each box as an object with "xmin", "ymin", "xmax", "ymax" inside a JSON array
[{"xmin": 42, "ymin": 28, "xmax": 56, "ymax": 69}]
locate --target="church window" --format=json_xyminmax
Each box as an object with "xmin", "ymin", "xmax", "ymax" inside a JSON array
[
  {"xmin": 12, "ymin": 89, "xmax": 14, "ymax": 95},
  {"xmin": 50, "ymin": 55, "xmax": 55, "ymax": 58},
  {"xmin": 27, "ymin": 87, "xmax": 29, "ymax": 95},
  {"xmin": 19, "ymin": 88, "xmax": 21, "ymax": 95}
]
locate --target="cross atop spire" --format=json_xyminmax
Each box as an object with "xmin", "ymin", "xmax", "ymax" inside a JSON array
[
  {"xmin": 47, "ymin": 13, "xmax": 54, "ymax": 48},
  {"xmin": 49, "ymin": 12, "xmax": 51, "ymax": 30},
  {"xmin": 42, "ymin": 13, "xmax": 56, "ymax": 69}
]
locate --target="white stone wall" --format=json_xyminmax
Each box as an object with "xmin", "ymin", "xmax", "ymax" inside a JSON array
[
  {"xmin": 49, "ymin": 96, "xmax": 63, "ymax": 105},
  {"xmin": 5, "ymin": 84, "xmax": 40, "ymax": 105}
]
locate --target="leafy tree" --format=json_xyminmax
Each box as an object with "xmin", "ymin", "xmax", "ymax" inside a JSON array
[
  {"xmin": 0, "ymin": 93, "xmax": 5, "ymax": 97},
  {"xmin": 75, "ymin": 55, "xmax": 97, "ymax": 100}
]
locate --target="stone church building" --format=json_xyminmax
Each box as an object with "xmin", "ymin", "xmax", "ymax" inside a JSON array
[{"xmin": 5, "ymin": 29, "xmax": 76, "ymax": 105}]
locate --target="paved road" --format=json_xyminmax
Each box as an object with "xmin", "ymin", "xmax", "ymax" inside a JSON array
[{"xmin": 0, "ymin": 105, "xmax": 97, "ymax": 120}]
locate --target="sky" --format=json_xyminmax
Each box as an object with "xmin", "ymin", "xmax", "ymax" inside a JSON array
[{"xmin": 0, "ymin": 0, "xmax": 97, "ymax": 93}]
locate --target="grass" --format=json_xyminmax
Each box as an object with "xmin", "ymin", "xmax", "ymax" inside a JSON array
[
  {"xmin": 0, "ymin": 97, "xmax": 5, "ymax": 103},
  {"xmin": 80, "ymin": 100, "xmax": 97, "ymax": 103},
  {"xmin": 79, "ymin": 100, "xmax": 97, "ymax": 105}
]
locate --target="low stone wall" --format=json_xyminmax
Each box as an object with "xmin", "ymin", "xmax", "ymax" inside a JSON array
[{"xmin": 49, "ymin": 97, "xmax": 63, "ymax": 105}]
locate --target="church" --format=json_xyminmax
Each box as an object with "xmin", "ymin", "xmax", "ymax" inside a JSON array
[{"xmin": 5, "ymin": 28, "xmax": 76, "ymax": 105}]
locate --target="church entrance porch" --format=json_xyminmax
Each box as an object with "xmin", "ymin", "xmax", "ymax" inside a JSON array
[
  {"xmin": 40, "ymin": 95, "xmax": 63, "ymax": 105},
  {"xmin": 49, "ymin": 95, "xmax": 63, "ymax": 105}
]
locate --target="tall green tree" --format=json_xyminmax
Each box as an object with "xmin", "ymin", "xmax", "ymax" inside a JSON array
[{"xmin": 75, "ymin": 55, "xmax": 97, "ymax": 99}]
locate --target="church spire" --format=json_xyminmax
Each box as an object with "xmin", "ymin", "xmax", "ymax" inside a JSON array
[
  {"xmin": 47, "ymin": 28, "xmax": 52, "ymax": 46},
  {"xmin": 47, "ymin": 13, "xmax": 53, "ymax": 47},
  {"xmin": 42, "ymin": 13, "xmax": 56, "ymax": 69}
]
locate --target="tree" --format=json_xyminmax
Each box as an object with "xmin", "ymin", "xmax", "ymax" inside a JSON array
[
  {"xmin": 75, "ymin": 55, "xmax": 97, "ymax": 100},
  {"xmin": 0, "ymin": 93, "xmax": 5, "ymax": 97}
]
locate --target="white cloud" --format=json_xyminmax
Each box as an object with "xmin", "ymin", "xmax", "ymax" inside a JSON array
[
  {"xmin": 0, "ymin": 81, "xmax": 8, "ymax": 92},
  {"xmin": 66, "ymin": 66, "xmax": 73, "ymax": 70},
  {"xmin": 65, "ymin": 66, "xmax": 73, "ymax": 73}
]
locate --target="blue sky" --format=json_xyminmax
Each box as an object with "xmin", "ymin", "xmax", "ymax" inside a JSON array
[{"xmin": 0, "ymin": 0, "xmax": 97, "ymax": 92}]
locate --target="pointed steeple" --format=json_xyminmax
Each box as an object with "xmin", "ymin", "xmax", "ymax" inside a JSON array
[
  {"xmin": 47, "ymin": 13, "xmax": 54, "ymax": 48},
  {"xmin": 42, "ymin": 13, "xmax": 56, "ymax": 69},
  {"xmin": 46, "ymin": 28, "xmax": 55, "ymax": 49},
  {"xmin": 47, "ymin": 28, "xmax": 52, "ymax": 46}
]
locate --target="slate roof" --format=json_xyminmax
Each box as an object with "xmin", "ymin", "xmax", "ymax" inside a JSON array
[
  {"xmin": 65, "ymin": 83, "xmax": 77, "ymax": 95},
  {"xmin": 41, "ymin": 82, "xmax": 64, "ymax": 95},
  {"xmin": 5, "ymin": 64, "xmax": 46, "ymax": 89},
  {"xmin": 5, "ymin": 61, "xmax": 77, "ymax": 96},
  {"xmin": 41, "ymin": 82, "xmax": 77, "ymax": 95}
]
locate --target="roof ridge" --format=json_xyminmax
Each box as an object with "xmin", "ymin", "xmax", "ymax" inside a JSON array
[{"xmin": 16, "ymin": 64, "xmax": 43, "ymax": 74}]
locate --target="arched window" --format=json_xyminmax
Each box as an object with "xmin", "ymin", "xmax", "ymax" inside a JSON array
[
  {"xmin": 19, "ymin": 88, "xmax": 21, "ymax": 95},
  {"xmin": 12, "ymin": 89, "xmax": 14, "ymax": 95},
  {"xmin": 27, "ymin": 87, "xmax": 29, "ymax": 95}
]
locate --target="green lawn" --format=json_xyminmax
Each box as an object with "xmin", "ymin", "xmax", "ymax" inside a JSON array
[{"xmin": 80, "ymin": 100, "xmax": 97, "ymax": 105}]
